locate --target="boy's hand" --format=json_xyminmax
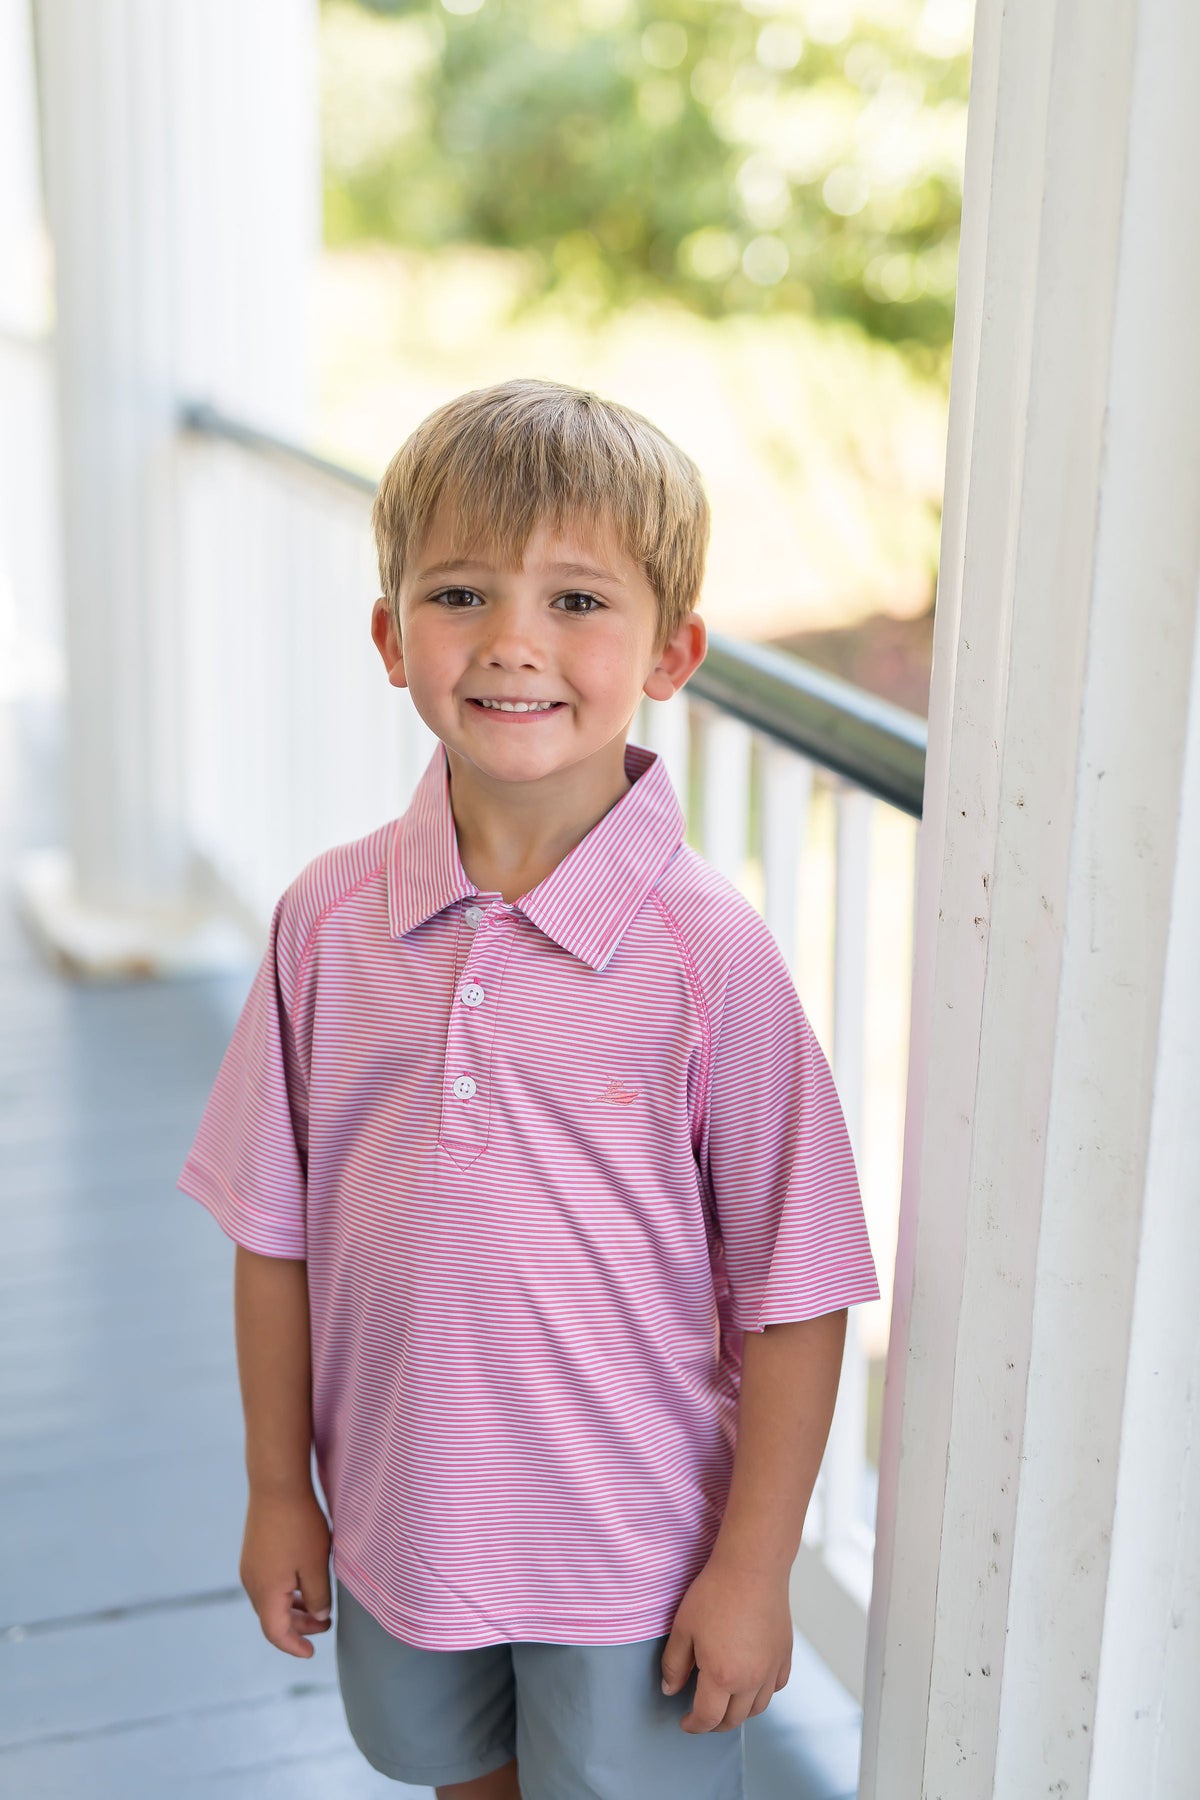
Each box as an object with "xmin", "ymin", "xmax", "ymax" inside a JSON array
[
  {"xmin": 660, "ymin": 1555, "xmax": 793, "ymax": 1733},
  {"xmin": 239, "ymin": 1488, "xmax": 333, "ymax": 1658}
]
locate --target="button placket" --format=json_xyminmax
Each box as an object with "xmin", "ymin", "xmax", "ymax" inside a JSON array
[{"xmin": 438, "ymin": 907, "xmax": 517, "ymax": 1168}]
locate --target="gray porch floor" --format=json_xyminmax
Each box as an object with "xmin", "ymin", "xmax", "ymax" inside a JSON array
[{"xmin": 0, "ymin": 695, "xmax": 862, "ymax": 1799}]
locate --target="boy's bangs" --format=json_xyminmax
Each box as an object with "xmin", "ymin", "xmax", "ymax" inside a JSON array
[
  {"xmin": 373, "ymin": 378, "xmax": 710, "ymax": 645},
  {"xmin": 417, "ymin": 480, "xmax": 636, "ymax": 580}
]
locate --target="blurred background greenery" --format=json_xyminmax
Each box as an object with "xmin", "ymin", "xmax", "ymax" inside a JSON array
[
  {"xmin": 311, "ymin": 0, "xmax": 960, "ymax": 1384},
  {"xmin": 315, "ymin": 0, "xmax": 973, "ymax": 712}
]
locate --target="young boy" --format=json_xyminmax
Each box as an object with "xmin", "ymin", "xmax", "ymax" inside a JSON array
[{"xmin": 176, "ymin": 377, "xmax": 880, "ymax": 1800}]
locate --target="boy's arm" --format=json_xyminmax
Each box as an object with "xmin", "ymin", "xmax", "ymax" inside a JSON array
[
  {"xmin": 233, "ymin": 1245, "xmax": 315, "ymax": 1495},
  {"xmin": 659, "ymin": 1310, "xmax": 849, "ymax": 1727},
  {"xmin": 233, "ymin": 1245, "xmax": 332, "ymax": 1657},
  {"xmin": 708, "ymin": 1309, "xmax": 847, "ymax": 1579}
]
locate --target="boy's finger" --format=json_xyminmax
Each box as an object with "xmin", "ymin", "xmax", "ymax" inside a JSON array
[
  {"xmin": 287, "ymin": 1605, "xmax": 331, "ymax": 1634},
  {"xmin": 289, "ymin": 1606, "xmax": 331, "ymax": 1634},
  {"xmin": 286, "ymin": 1590, "xmax": 331, "ymax": 1638},
  {"xmin": 660, "ymin": 1624, "xmax": 694, "ymax": 1693},
  {"xmin": 681, "ymin": 1668, "xmax": 732, "ymax": 1734},
  {"xmin": 296, "ymin": 1569, "xmax": 332, "ymax": 1623},
  {"xmin": 258, "ymin": 1587, "xmax": 315, "ymax": 1657}
]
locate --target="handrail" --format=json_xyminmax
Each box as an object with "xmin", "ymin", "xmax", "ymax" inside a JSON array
[
  {"xmin": 692, "ymin": 635, "xmax": 926, "ymax": 818},
  {"xmin": 180, "ymin": 399, "xmax": 928, "ymax": 818},
  {"xmin": 181, "ymin": 400, "xmax": 378, "ymax": 499}
]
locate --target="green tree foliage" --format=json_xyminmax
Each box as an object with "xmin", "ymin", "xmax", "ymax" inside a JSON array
[{"xmin": 322, "ymin": 0, "xmax": 971, "ymax": 355}]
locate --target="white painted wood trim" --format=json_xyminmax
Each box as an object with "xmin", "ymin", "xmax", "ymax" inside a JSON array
[
  {"xmin": 862, "ymin": 0, "xmax": 1200, "ymax": 1793},
  {"xmin": 823, "ymin": 781, "xmax": 871, "ymax": 1572},
  {"xmin": 634, "ymin": 688, "xmax": 691, "ymax": 815},
  {"xmin": 863, "ymin": 0, "xmax": 1048, "ymax": 1777},
  {"xmin": 832, "ymin": 783, "xmax": 870, "ymax": 1158},
  {"xmin": 1088, "ymin": 586, "xmax": 1200, "ymax": 1798},
  {"xmin": 759, "ymin": 741, "xmax": 813, "ymax": 978},
  {"xmin": 26, "ymin": 0, "xmax": 319, "ymax": 971},
  {"xmin": 994, "ymin": 0, "xmax": 1200, "ymax": 1787},
  {"xmin": 699, "ymin": 705, "xmax": 753, "ymax": 885},
  {"xmin": 0, "ymin": 0, "xmax": 46, "ymax": 334}
]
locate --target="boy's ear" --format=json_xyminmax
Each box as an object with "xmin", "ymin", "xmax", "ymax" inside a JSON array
[
  {"xmin": 643, "ymin": 612, "xmax": 707, "ymax": 703},
  {"xmin": 371, "ymin": 597, "xmax": 409, "ymax": 691}
]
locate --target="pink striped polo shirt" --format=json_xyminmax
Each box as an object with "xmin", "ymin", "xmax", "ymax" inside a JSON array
[{"xmin": 176, "ymin": 738, "xmax": 880, "ymax": 1649}]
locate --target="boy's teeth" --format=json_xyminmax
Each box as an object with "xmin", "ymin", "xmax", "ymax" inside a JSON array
[{"xmin": 477, "ymin": 699, "xmax": 556, "ymax": 711}]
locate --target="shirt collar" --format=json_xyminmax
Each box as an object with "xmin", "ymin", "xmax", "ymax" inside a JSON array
[{"xmin": 387, "ymin": 739, "xmax": 686, "ymax": 972}]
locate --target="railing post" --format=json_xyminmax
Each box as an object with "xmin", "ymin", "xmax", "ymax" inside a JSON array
[
  {"xmin": 699, "ymin": 704, "xmax": 753, "ymax": 886},
  {"xmin": 634, "ymin": 689, "xmax": 691, "ymax": 817},
  {"xmin": 825, "ymin": 782, "xmax": 872, "ymax": 1548},
  {"xmin": 759, "ymin": 741, "xmax": 813, "ymax": 978}
]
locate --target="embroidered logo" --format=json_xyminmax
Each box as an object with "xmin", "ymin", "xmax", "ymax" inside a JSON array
[{"xmin": 594, "ymin": 1078, "xmax": 639, "ymax": 1105}]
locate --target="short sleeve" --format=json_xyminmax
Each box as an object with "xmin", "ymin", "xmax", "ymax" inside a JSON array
[
  {"xmin": 699, "ymin": 919, "xmax": 881, "ymax": 1332},
  {"xmin": 175, "ymin": 891, "xmax": 309, "ymax": 1258}
]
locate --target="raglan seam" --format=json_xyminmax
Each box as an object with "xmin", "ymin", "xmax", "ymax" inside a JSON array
[
  {"xmin": 288, "ymin": 844, "xmax": 390, "ymax": 1028},
  {"xmin": 648, "ymin": 889, "xmax": 713, "ymax": 1139}
]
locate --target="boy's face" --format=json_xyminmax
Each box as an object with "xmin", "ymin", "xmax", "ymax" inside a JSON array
[{"xmin": 370, "ymin": 506, "xmax": 706, "ymax": 790}]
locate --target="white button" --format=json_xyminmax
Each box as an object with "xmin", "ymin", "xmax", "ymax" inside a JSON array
[
  {"xmin": 452, "ymin": 1075, "xmax": 477, "ymax": 1100},
  {"xmin": 464, "ymin": 905, "xmax": 483, "ymax": 928},
  {"xmin": 460, "ymin": 983, "xmax": 485, "ymax": 1008}
]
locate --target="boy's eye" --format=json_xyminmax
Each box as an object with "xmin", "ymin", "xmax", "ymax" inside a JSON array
[
  {"xmin": 432, "ymin": 587, "xmax": 483, "ymax": 608},
  {"xmin": 430, "ymin": 588, "xmax": 605, "ymax": 614}
]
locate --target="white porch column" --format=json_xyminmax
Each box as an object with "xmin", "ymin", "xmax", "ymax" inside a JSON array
[
  {"xmin": 0, "ymin": 0, "xmax": 45, "ymax": 332},
  {"xmin": 0, "ymin": 0, "xmax": 62, "ymax": 702},
  {"xmin": 861, "ymin": 0, "xmax": 1200, "ymax": 1795},
  {"xmin": 21, "ymin": 0, "xmax": 318, "ymax": 974}
]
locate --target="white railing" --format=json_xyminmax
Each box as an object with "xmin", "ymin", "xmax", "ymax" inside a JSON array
[
  {"xmin": 179, "ymin": 406, "xmax": 926, "ymax": 1703},
  {"xmin": 637, "ymin": 698, "xmax": 918, "ymax": 1698}
]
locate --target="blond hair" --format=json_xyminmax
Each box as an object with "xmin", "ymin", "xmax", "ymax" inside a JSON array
[{"xmin": 372, "ymin": 378, "xmax": 709, "ymax": 651}]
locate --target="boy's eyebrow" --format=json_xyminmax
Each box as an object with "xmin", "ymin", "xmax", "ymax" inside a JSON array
[{"xmin": 417, "ymin": 558, "xmax": 627, "ymax": 584}]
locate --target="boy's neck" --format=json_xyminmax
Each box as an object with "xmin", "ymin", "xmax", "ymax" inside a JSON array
[{"xmin": 445, "ymin": 736, "xmax": 635, "ymax": 904}]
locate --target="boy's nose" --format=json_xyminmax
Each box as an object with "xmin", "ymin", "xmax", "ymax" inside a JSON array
[{"xmin": 479, "ymin": 619, "xmax": 546, "ymax": 664}]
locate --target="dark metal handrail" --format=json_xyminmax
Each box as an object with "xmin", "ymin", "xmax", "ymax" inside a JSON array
[
  {"xmin": 181, "ymin": 400, "xmax": 928, "ymax": 818},
  {"xmin": 692, "ymin": 634, "xmax": 926, "ymax": 818},
  {"xmin": 182, "ymin": 401, "xmax": 378, "ymax": 498}
]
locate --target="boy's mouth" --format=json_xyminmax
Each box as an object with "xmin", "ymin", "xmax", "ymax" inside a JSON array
[{"xmin": 467, "ymin": 698, "xmax": 565, "ymax": 716}]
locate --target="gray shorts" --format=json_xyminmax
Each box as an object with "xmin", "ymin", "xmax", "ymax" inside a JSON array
[{"xmin": 335, "ymin": 1576, "xmax": 746, "ymax": 1798}]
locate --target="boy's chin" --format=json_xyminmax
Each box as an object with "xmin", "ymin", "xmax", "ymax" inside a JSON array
[{"xmin": 444, "ymin": 722, "xmax": 636, "ymax": 781}]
